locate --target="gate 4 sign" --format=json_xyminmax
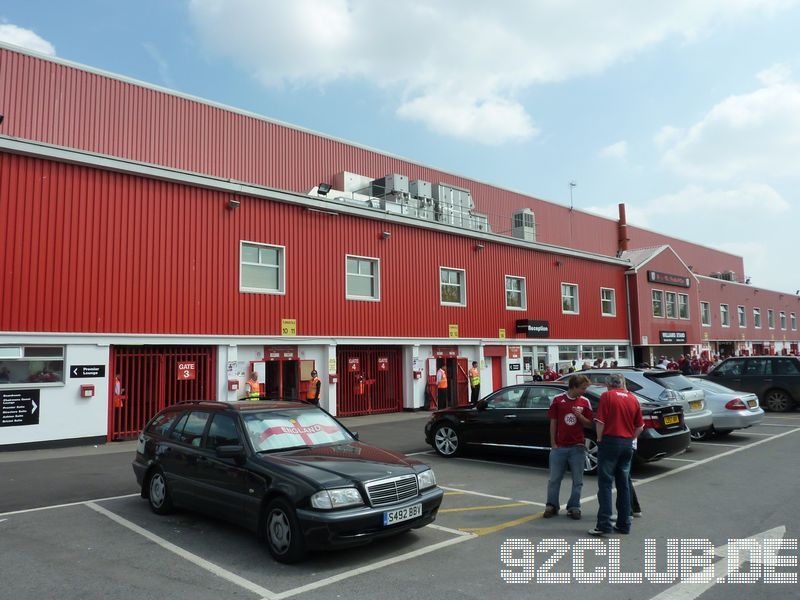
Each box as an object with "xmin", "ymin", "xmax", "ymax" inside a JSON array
[
  {"xmin": 348, "ymin": 357, "xmax": 361, "ymax": 372},
  {"xmin": 177, "ymin": 361, "xmax": 197, "ymax": 380},
  {"xmin": 377, "ymin": 357, "xmax": 389, "ymax": 371}
]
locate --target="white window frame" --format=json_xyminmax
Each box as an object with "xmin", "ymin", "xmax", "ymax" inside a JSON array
[
  {"xmin": 737, "ymin": 305, "xmax": 746, "ymax": 328},
  {"xmin": 600, "ymin": 287, "xmax": 616, "ymax": 317},
  {"xmin": 652, "ymin": 289, "xmax": 664, "ymax": 318},
  {"xmin": 440, "ymin": 266, "xmax": 466, "ymax": 307},
  {"xmin": 561, "ymin": 282, "xmax": 580, "ymax": 314},
  {"xmin": 504, "ymin": 275, "xmax": 527, "ymax": 311},
  {"xmin": 665, "ymin": 291, "xmax": 677, "ymax": 319},
  {"xmin": 0, "ymin": 345, "xmax": 66, "ymax": 388},
  {"xmin": 780, "ymin": 311, "xmax": 786, "ymax": 330},
  {"xmin": 345, "ymin": 254, "xmax": 380, "ymax": 301},
  {"xmin": 678, "ymin": 293, "xmax": 690, "ymax": 320},
  {"xmin": 700, "ymin": 301, "xmax": 710, "ymax": 326},
  {"xmin": 791, "ymin": 312, "xmax": 797, "ymax": 331},
  {"xmin": 239, "ymin": 240, "xmax": 286, "ymax": 295},
  {"xmin": 768, "ymin": 309, "xmax": 775, "ymax": 330},
  {"xmin": 720, "ymin": 303, "xmax": 730, "ymax": 328},
  {"xmin": 754, "ymin": 307, "xmax": 762, "ymax": 329}
]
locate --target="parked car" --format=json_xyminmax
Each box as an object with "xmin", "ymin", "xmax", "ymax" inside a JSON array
[
  {"xmin": 703, "ymin": 356, "xmax": 800, "ymax": 412},
  {"xmin": 561, "ymin": 369, "xmax": 713, "ymax": 436},
  {"xmin": 132, "ymin": 400, "xmax": 443, "ymax": 563},
  {"xmin": 685, "ymin": 376, "xmax": 764, "ymax": 439},
  {"xmin": 424, "ymin": 383, "xmax": 690, "ymax": 473}
]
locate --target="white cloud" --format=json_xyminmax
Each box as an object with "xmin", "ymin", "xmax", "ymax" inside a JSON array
[
  {"xmin": 598, "ymin": 141, "xmax": 628, "ymax": 159},
  {"xmin": 660, "ymin": 66, "xmax": 800, "ymax": 181},
  {"xmin": 143, "ymin": 43, "xmax": 175, "ymax": 88},
  {"xmin": 0, "ymin": 23, "xmax": 55, "ymax": 55},
  {"xmin": 187, "ymin": 0, "xmax": 794, "ymax": 144},
  {"xmin": 654, "ymin": 125, "xmax": 681, "ymax": 147}
]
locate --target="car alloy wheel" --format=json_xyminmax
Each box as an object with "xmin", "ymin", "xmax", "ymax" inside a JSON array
[
  {"xmin": 147, "ymin": 469, "xmax": 173, "ymax": 515},
  {"xmin": 583, "ymin": 438, "xmax": 599, "ymax": 474},
  {"xmin": 765, "ymin": 389, "xmax": 792, "ymax": 412},
  {"xmin": 690, "ymin": 429, "xmax": 710, "ymax": 442},
  {"xmin": 433, "ymin": 423, "xmax": 461, "ymax": 457},
  {"xmin": 264, "ymin": 498, "xmax": 306, "ymax": 563}
]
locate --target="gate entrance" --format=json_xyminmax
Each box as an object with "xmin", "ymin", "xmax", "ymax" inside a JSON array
[
  {"xmin": 336, "ymin": 346, "xmax": 402, "ymax": 416},
  {"xmin": 109, "ymin": 345, "xmax": 216, "ymax": 440}
]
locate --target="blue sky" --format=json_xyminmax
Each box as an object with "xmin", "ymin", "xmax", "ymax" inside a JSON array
[{"xmin": 2, "ymin": 1, "xmax": 800, "ymax": 293}]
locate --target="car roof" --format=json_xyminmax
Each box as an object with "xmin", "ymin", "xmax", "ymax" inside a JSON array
[{"xmin": 170, "ymin": 399, "xmax": 313, "ymax": 412}]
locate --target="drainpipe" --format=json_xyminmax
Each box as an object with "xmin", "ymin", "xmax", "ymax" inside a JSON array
[{"xmin": 625, "ymin": 271, "xmax": 635, "ymax": 366}]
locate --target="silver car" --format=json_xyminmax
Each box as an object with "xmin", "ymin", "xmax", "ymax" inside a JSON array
[
  {"xmin": 560, "ymin": 369, "xmax": 713, "ymax": 436},
  {"xmin": 687, "ymin": 376, "xmax": 765, "ymax": 439}
]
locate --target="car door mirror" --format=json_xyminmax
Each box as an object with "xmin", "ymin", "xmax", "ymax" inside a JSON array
[
  {"xmin": 475, "ymin": 399, "xmax": 488, "ymax": 411},
  {"xmin": 351, "ymin": 431, "xmax": 360, "ymax": 441},
  {"xmin": 216, "ymin": 444, "xmax": 246, "ymax": 463}
]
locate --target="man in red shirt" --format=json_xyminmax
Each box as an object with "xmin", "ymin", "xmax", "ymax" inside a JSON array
[
  {"xmin": 542, "ymin": 365, "xmax": 558, "ymax": 381},
  {"xmin": 589, "ymin": 373, "xmax": 643, "ymax": 536},
  {"xmin": 543, "ymin": 374, "xmax": 593, "ymax": 519}
]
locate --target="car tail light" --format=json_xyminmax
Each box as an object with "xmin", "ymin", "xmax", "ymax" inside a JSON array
[
  {"xmin": 643, "ymin": 414, "xmax": 662, "ymax": 429},
  {"xmin": 725, "ymin": 398, "xmax": 748, "ymax": 410}
]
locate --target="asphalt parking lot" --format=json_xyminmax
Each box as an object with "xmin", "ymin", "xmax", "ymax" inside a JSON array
[{"xmin": 2, "ymin": 413, "xmax": 800, "ymax": 599}]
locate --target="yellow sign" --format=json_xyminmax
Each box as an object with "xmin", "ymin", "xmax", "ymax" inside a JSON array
[
  {"xmin": 498, "ymin": 328, "xmax": 506, "ymax": 339},
  {"xmin": 449, "ymin": 324, "xmax": 459, "ymax": 338},
  {"xmin": 281, "ymin": 319, "xmax": 297, "ymax": 336}
]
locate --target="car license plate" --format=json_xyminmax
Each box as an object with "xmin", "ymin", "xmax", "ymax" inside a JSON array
[
  {"xmin": 747, "ymin": 400, "xmax": 757, "ymax": 408},
  {"xmin": 663, "ymin": 415, "xmax": 679, "ymax": 425},
  {"xmin": 689, "ymin": 401, "xmax": 702, "ymax": 410},
  {"xmin": 383, "ymin": 503, "xmax": 422, "ymax": 526}
]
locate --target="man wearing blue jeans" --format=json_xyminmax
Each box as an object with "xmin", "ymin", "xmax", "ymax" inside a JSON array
[
  {"xmin": 544, "ymin": 374, "xmax": 593, "ymax": 520},
  {"xmin": 589, "ymin": 374, "xmax": 643, "ymax": 536}
]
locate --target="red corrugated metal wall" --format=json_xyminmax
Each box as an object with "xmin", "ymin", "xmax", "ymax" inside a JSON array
[
  {"xmin": 0, "ymin": 47, "xmax": 621, "ymax": 256},
  {"xmin": 0, "ymin": 151, "xmax": 630, "ymax": 340}
]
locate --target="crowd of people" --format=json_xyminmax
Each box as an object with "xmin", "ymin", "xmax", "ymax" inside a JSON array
[{"xmin": 649, "ymin": 352, "xmax": 723, "ymax": 374}]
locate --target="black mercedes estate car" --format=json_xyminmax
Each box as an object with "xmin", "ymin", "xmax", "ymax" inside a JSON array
[
  {"xmin": 133, "ymin": 400, "xmax": 443, "ymax": 563},
  {"xmin": 424, "ymin": 383, "xmax": 690, "ymax": 473}
]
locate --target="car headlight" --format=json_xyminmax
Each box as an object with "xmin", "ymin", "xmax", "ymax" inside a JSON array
[
  {"xmin": 417, "ymin": 469, "xmax": 436, "ymax": 490},
  {"xmin": 310, "ymin": 488, "xmax": 364, "ymax": 510}
]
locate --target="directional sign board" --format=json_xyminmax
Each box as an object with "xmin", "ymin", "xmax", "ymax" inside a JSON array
[
  {"xmin": 70, "ymin": 365, "xmax": 106, "ymax": 378},
  {"xmin": 1, "ymin": 389, "xmax": 40, "ymax": 427}
]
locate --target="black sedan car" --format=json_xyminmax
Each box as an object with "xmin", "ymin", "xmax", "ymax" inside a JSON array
[
  {"xmin": 133, "ymin": 400, "xmax": 443, "ymax": 563},
  {"xmin": 424, "ymin": 383, "xmax": 690, "ymax": 473}
]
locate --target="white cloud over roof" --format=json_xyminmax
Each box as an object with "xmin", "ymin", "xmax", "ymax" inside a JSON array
[{"xmin": 0, "ymin": 23, "xmax": 55, "ymax": 56}]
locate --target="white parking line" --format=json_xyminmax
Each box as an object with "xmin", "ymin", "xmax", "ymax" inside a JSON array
[
  {"xmin": 696, "ymin": 442, "xmax": 745, "ymax": 448},
  {"xmin": 406, "ymin": 450, "xmax": 434, "ymax": 456},
  {"xmin": 730, "ymin": 431, "xmax": 774, "ymax": 436},
  {"xmin": 86, "ymin": 502, "xmax": 278, "ymax": 600},
  {"xmin": 439, "ymin": 485, "xmax": 512, "ymax": 501},
  {"xmin": 757, "ymin": 423, "xmax": 797, "ymax": 427},
  {"xmin": 662, "ymin": 457, "xmax": 698, "ymax": 463},
  {"xmin": 0, "ymin": 493, "xmax": 139, "ymax": 518},
  {"xmin": 272, "ymin": 531, "xmax": 475, "ymax": 600}
]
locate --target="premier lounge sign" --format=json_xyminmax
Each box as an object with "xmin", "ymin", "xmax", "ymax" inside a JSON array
[
  {"xmin": 648, "ymin": 270, "xmax": 690, "ymax": 288},
  {"xmin": 515, "ymin": 320, "xmax": 550, "ymax": 338}
]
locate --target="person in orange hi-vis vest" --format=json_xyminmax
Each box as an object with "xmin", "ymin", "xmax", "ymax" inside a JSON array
[
  {"xmin": 436, "ymin": 361, "xmax": 449, "ymax": 408},
  {"xmin": 307, "ymin": 370, "xmax": 321, "ymax": 405},
  {"xmin": 113, "ymin": 375, "xmax": 124, "ymax": 408},
  {"xmin": 246, "ymin": 371, "xmax": 260, "ymax": 400},
  {"xmin": 469, "ymin": 361, "xmax": 481, "ymax": 403}
]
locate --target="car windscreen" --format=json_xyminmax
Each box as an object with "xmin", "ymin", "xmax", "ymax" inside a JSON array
[
  {"xmin": 243, "ymin": 409, "xmax": 352, "ymax": 452},
  {"xmin": 645, "ymin": 372, "xmax": 696, "ymax": 391},
  {"xmin": 688, "ymin": 378, "xmax": 738, "ymax": 394}
]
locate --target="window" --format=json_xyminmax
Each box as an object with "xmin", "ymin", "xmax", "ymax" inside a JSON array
[
  {"xmin": 678, "ymin": 294, "xmax": 689, "ymax": 319},
  {"xmin": 206, "ymin": 414, "xmax": 242, "ymax": 450},
  {"xmin": 600, "ymin": 288, "xmax": 616, "ymax": 316},
  {"xmin": 146, "ymin": 410, "xmax": 184, "ymax": 437},
  {"xmin": 173, "ymin": 411, "xmax": 210, "ymax": 447},
  {"xmin": 720, "ymin": 304, "xmax": 730, "ymax": 327},
  {"xmin": 665, "ymin": 292, "xmax": 677, "ymax": 319},
  {"xmin": 346, "ymin": 255, "xmax": 380, "ymax": 300},
  {"xmin": 617, "ymin": 345, "xmax": 629, "ymax": 360},
  {"xmin": 440, "ymin": 267, "xmax": 466, "ymax": 305},
  {"xmin": 754, "ymin": 308, "xmax": 762, "ymax": 328},
  {"xmin": 768, "ymin": 309, "xmax": 775, "ymax": 329},
  {"xmin": 487, "ymin": 387, "xmax": 529, "ymax": 409},
  {"xmin": 716, "ymin": 358, "xmax": 745, "ymax": 376},
  {"xmin": 0, "ymin": 345, "xmax": 65, "ymax": 386},
  {"xmin": 558, "ymin": 345, "xmax": 580, "ymax": 363},
  {"xmin": 774, "ymin": 358, "xmax": 800, "ymax": 375},
  {"xmin": 792, "ymin": 313, "xmax": 797, "ymax": 331},
  {"xmin": 652, "ymin": 290, "xmax": 664, "ymax": 318},
  {"xmin": 700, "ymin": 302, "xmax": 710, "ymax": 326},
  {"xmin": 737, "ymin": 305, "xmax": 746, "ymax": 328},
  {"xmin": 240, "ymin": 241, "xmax": 285, "ymax": 294},
  {"xmin": 561, "ymin": 283, "xmax": 579, "ymax": 314},
  {"xmin": 505, "ymin": 276, "xmax": 527, "ymax": 310},
  {"xmin": 780, "ymin": 311, "xmax": 786, "ymax": 330}
]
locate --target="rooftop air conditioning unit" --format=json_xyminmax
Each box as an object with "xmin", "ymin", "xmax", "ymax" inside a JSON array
[
  {"xmin": 721, "ymin": 271, "xmax": 737, "ymax": 282},
  {"xmin": 512, "ymin": 209, "xmax": 536, "ymax": 242},
  {"xmin": 710, "ymin": 272, "xmax": 722, "ymax": 279}
]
